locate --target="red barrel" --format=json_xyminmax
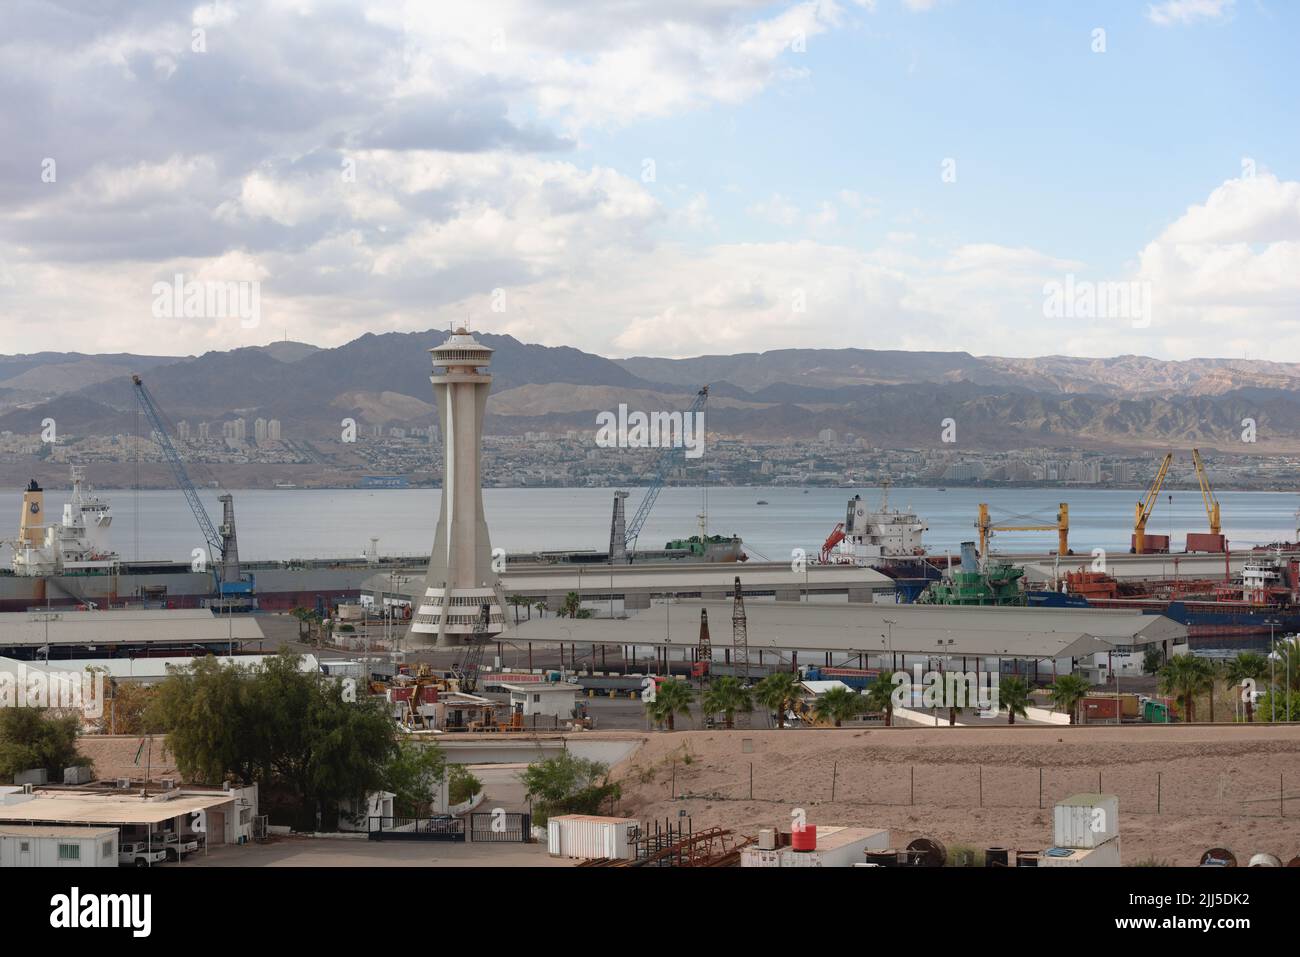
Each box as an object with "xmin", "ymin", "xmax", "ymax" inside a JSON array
[{"xmin": 791, "ymin": 825, "xmax": 817, "ymax": 851}]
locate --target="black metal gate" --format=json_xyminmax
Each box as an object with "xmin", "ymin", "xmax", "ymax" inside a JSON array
[
  {"xmin": 369, "ymin": 816, "xmax": 466, "ymax": 842},
  {"xmin": 469, "ymin": 811, "xmax": 532, "ymax": 843}
]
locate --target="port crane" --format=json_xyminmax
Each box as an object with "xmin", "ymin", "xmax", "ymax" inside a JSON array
[
  {"xmin": 610, "ymin": 385, "xmax": 709, "ymax": 559},
  {"xmin": 1189, "ymin": 448, "xmax": 1225, "ymax": 551},
  {"xmin": 1132, "ymin": 452, "xmax": 1173, "ymax": 554},
  {"xmin": 130, "ymin": 374, "xmax": 255, "ymax": 609},
  {"xmin": 976, "ymin": 503, "xmax": 1070, "ymax": 558}
]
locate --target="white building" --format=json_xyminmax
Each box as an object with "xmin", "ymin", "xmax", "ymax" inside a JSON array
[
  {"xmin": 503, "ymin": 681, "xmax": 580, "ymax": 718},
  {"xmin": 0, "ymin": 824, "xmax": 119, "ymax": 868}
]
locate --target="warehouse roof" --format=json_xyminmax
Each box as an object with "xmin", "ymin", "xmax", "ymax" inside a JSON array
[
  {"xmin": 0, "ymin": 609, "xmax": 264, "ymax": 647},
  {"xmin": 0, "ymin": 824, "xmax": 118, "ymax": 839},
  {"xmin": 509, "ymin": 599, "xmax": 1186, "ymax": 659},
  {"xmin": 368, "ymin": 561, "xmax": 893, "ymax": 597},
  {"xmin": 0, "ymin": 791, "xmax": 237, "ymax": 826}
]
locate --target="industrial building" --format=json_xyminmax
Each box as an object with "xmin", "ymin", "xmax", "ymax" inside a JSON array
[
  {"xmin": 0, "ymin": 608, "xmax": 266, "ymax": 660},
  {"xmin": 507, "ymin": 599, "xmax": 1187, "ymax": 674}
]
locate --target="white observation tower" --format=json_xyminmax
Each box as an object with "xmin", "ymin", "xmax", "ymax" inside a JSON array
[{"xmin": 407, "ymin": 328, "xmax": 506, "ymax": 647}]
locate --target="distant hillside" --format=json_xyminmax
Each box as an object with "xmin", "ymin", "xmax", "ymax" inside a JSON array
[{"xmin": 2, "ymin": 336, "xmax": 1299, "ymax": 451}]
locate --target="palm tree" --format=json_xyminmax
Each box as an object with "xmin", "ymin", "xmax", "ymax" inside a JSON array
[
  {"xmin": 289, "ymin": 606, "xmax": 310, "ymax": 640},
  {"xmin": 534, "ymin": 601, "xmax": 548, "ymax": 619},
  {"xmin": 813, "ymin": 686, "xmax": 862, "ymax": 727},
  {"xmin": 1049, "ymin": 673, "xmax": 1090, "ymax": 725},
  {"xmin": 1225, "ymin": 652, "xmax": 1269, "ymax": 722},
  {"xmin": 999, "ymin": 676, "xmax": 1031, "ymax": 725},
  {"xmin": 1159, "ymin": 654, "xmax": 1214, "ymax": 723},
  {"xmin": 703, "ymin": 676, "xmax": 752, "ymax": 729},
  {"xmin": 507, "ymin": 594, "xmax": 529, "ymax": 624},
  {"xmin": 864, "ymin": 671, "xmax": 898, "ymax": 727},
  {"xmin": 561, "ymin": 592, "xmax": 582, "ymax": 619},
  {"xmin": 646, "ymin": 679, "xmax": 694, "ymax": 731},
  {"xmin": 754, "ymin": 672, "xmax": 801, "ymax": 728}
]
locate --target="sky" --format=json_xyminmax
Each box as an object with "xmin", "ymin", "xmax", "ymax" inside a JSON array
[{"xmin": 1, "ymin": 0, "xmax": 1298, "ymax": 361}]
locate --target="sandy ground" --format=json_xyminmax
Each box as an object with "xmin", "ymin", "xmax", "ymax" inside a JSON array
[
  {"xmin": 606, "ymin": 724, "xmax": 1300, "ymax": 866},
  {"xmin": 183, "ymin": 835, "xmax": 567, "ymax": 867}
]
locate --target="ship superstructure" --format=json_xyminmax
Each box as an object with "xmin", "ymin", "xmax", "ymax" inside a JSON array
[
  {"xmin": 820, "ymin": 482, "xmax": 928, "ymax": 567},
  {"xmin": 10, "ymin": 466, "xmax": 119, "ymax": 577}
]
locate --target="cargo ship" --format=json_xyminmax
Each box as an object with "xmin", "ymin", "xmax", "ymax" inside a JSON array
[
  {"xmin": 818, "ymin": 483, "xmax": 941, "ymax": 599},
  {"xmin": 1, "ymin": 470, "xmax": 392, "ymax": 613}
]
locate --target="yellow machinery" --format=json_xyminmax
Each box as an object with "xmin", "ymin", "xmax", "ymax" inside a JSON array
[
  {"xmin": 976, "ymin": 503, "xmax": 1069, "ymax": 556},
  {"xmin": 1191, "ymin": 448, "xmax": 1221, "ymax": 536},
  {"xmin": 1133, "ymin": 453, "xmax": 1173, "ymax": 554}
]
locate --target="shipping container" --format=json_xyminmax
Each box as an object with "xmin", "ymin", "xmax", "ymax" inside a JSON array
[
  {"xmin": 546, "ymin": 815, "xmax": 639, "ymax": 860},
  {"xmin": 743, "ymin": 826, "xmax": 890, "ymax": 868},
  {"xmin": 1036, "ymin": 837, "xmax": 1121, "ymax": 867},
  {"xmin": 1053, "ymin": 793, "xmax": 1119, "ymax": 849}
]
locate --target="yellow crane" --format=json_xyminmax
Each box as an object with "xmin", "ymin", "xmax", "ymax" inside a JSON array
[
  {"xmin": 1191, "ymin": 448, "xmax": 1220, "ymax": 536},
  {"xmin": 977, "ymin": 503, "xmax": 1069, "ymax": 556},
  {"xmin": 1133, "ymin": 452, "xmax": 1173, "ymax": 554}
]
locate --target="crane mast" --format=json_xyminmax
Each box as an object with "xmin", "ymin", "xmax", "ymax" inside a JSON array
[
  {"xmin": 1133, "ymin": 452, "xmax": 1173, "ymax": 554},
  {"xmin": 131, "ymin": 374, "xmax": 254, "ymax": 607},
  {"xmin": 1191, "ymin": 448, "xmax": 1220, "ymax": 536}
]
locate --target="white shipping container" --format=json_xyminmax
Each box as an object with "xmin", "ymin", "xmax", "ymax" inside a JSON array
[
  {"xmin": 546, "ymin": 815, "xmax": 638, "ymax": 860},
  {"xmin": 1036, "ymin": 836, "xmax": 1121, "ymax": 868},
  {"xmin": 1053, "ymin": 793, "xmax": 1119, "ymax": 849},
  {"xmin": 741, "ymin": 847, "xmax": 782, "ymax": 868}
]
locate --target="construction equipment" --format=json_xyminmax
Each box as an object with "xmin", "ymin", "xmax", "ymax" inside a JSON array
[
  {"xmin": 1133, "ymin": 453, "xmax": 1173, "ymax": 554},
  {"xmin": 1188, "ymin": 448, "xmax": 1226, "ymax": 552},
  {"xmin": 453, "ymin": 602, "xmax": 493, "ymax": 694},
  {"xmin": 976, "ymin": 503, "xmax": 1069, "ymax": 558},
  {"xmin": 130, "ymin": 374, "xmax": 255, "ymax": 609},
  {"xmin": 613, "ymin": 386, "xmax": 709, "ymax": 558},
  {"xmin": 731, "ymin": 575, "xmax": 750, "ymax": 689}
]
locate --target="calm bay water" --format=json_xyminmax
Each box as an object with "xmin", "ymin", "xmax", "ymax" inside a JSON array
[{"xmin": 3, "ymin": 485, "xmax": 1298, "ymax": 565}]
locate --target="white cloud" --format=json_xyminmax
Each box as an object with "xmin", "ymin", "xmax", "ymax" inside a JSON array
[{"xmin": 1147, "ymin": 0, "xmax": 1235, "ymax": 26}]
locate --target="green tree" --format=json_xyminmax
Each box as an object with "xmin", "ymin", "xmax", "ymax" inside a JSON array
[
  {"xmin": 1225, "ymin": 652, "xmax": 1269, "ymax": 722},
  {"xmin": 507, "ymin": 594, "xmax": 529, "ymax": 624},
  {"xmin": 999, "ymin": 676, "xmax": 1031, "ymax": 725},
  {"xmin": 1049, "ymin": 674, "xmax": 1090, "ymax": 725},
  {"xmin": 519, "ymin": 752, "xmax": 621, "ymax": 824},
  {"xmin": 94, "ymin": 679, "xmax": 161, "ymax": 735},
  {"xmin": 812, "ymin": 686, "xmax": 862, "ymax": 727},
  {"xmin": 561, "ymin": 592, "xmax": 582, "ymax": 618},
  {"xmin": 1142, "ymin": 646, "xmax": 1164, "ymax": 676},
  {"xmin": 1158, "ymin": 654, "xmax": 1214, "ymax": 723},
  {"xmin": 754, "ymin": 672, "xmax": 801, "ymax": 729},
  {"xmin": 0, "ymin": 708, "xmax": 87, "ymax": 781},
  {"xmin": 702, "ymin": 676, "xmax": 752, "ymax": 729},
  {"xmin": 151, "ymin": 651, "xmax": 399, "ymax": 830},
  {"xmin": 382, "ymin": 742, "xmax": 448, "ymax": 817},
  {"xmin": 864, "ymin": 671, "xmax": 898, "ymax": 726},
  {"xmin": 646, "ymin": 679, "xmax": 694, "ymax": 731},
  {"xmin": 448, "ymin": 764, "xmax": 482, "ymax": 805}
]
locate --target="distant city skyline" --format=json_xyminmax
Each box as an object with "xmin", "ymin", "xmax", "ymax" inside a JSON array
[{"xmin": 1, "ymin": 1, "xmax": 1297, "ymax": 362}]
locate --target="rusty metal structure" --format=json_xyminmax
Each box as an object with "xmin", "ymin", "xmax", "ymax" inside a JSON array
[{"xmin": 731, "ymin": 576, "xmax": 749, "ymax": 682}]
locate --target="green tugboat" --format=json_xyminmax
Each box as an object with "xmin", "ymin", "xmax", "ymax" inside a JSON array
[{"xmin": 918, "ymin": 541, "xmax": 1027, "ymax": 605}]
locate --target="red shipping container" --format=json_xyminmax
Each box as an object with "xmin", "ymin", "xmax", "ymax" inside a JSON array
[{"xmin": 1185, "ymin": 533, "xmax": 1226, "ymax": 553}]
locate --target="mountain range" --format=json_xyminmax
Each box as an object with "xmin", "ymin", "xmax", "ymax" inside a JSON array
[{"xmin": 1, "ymin": 333, "xmax": 1298, "ymax": 452}]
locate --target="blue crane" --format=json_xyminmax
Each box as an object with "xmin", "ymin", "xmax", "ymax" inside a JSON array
[
  {"xmin": 130, "ymin": 374, "xmax": 255, "ymax": 608},
  {"xmin": 621, "ymin": 385, "xmax": 709, "ymax": 555}
]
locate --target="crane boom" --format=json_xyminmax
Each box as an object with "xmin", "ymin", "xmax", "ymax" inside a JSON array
[
  {"xmin": 976, "ymin": 503, "xmax": 1069, "ymax": 556},
  {"xmin": 1191, "ymin": 448, "xmax": 1221, "ymax": 536},
  {"xmin": 623, "ymin": 386, "xmax": 709, "ymax": 553},
  {"xmin": 1133, "ymin": 452, "xmax": 1173, "ymax": 553},
  {"xmin": 131, "ymin": 374, "xmax": 222, "ymax": 559}
]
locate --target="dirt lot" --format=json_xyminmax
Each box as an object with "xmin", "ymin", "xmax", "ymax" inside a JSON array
[{"xmin": 607, "ymin": 724, "xmax": 1300, "ymax": 866}]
